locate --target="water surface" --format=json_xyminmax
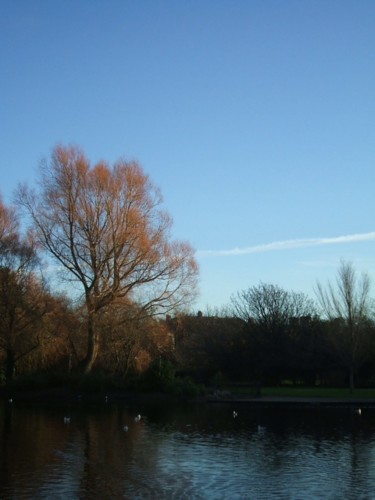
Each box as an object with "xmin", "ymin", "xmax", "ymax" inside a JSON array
[{"xmin": 1, "ymin": 399, "xmax": 375, "ymax": 498}]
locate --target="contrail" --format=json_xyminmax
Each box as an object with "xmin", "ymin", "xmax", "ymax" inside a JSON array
[{"xmin": 197, "ymin": 232, "xmax": 375, "ymax": 257}]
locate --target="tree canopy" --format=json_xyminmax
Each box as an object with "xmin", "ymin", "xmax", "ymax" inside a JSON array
[{"xmin": 18, "ymin": 145, "xmax": 199, "ymax": 372}]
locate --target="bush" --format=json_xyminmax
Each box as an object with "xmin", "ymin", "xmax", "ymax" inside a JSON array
[
  {"xmin": 8, "ymin": 372, "xmax": 62, "ymax": 390},
  {"xmin": 168, "ymin": 377, "xmax": 206, "ymax": 398},
  {"xmin": 140, "ymin": 359, "xmax": 206, "ymax": 398},
  {"xmin": 144, "ymin": 358, "xmax": 176, "ymax": 391},
  {"xmin": 70, "ymin": 372, "xmax": 117, "ymax": 392},
  {"xmin": 6, "ymin": 371, "xmax": 118, "ymax": 393}
]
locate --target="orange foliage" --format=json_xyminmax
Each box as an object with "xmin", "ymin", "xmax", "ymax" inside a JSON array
[{"xmin": 19, "ymin": 145, "xmax": 199, "ymax": 372}]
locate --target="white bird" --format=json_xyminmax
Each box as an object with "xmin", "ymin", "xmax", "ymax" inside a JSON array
[
  {"xmin": 123, "ymin": 425, "xmax": 129, "ymax": 432},
  {"xmin": 64, "ymin": 417, "xmax": 71, "ymax": 424},
  {"xmin": 356, "ymin": 408, "xmax": 362, "ymax": 415},
  {"xmin": 134, "ymin": 414, "xmax": 141, "ymax": 422},
  {"xmin": 8, "ymin": 398, "xmax": 13, "ymax": 403},
  {"xmin": 232, "ymin": 411, "xmax": 238, "ymax": 418}
]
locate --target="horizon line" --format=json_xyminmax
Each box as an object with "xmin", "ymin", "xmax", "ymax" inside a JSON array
[{"xmin": 197, "ymin": 231, "xmax": 375, "ymax": 257}]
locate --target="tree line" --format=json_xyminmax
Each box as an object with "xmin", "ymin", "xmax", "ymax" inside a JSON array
[
  {"xmin": 171, "ymin": 268, "xmax": 374, "ymax": 392},
  {"xmin": 0, "ymin": 145, "xmax": 374, "ymax": 392}
]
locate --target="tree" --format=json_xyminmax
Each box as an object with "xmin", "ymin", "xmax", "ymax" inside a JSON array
[
  {"xmin": 18, "ymin": 145, "xmax": 198, "ymax": 373},
  {"xmin": 231, "ymin": 283, "xmax": 316, "ymax": 383},
  {"xmin": 315, "ymin": 260, "xmax": 373, "ymax": 391},
  {"xmin": 0, "ymin": 197, "xmax": 47, "ymax": 384},
  {"xmin": 0, "ymin": 198, "xmax": 18, "ymax": 256},
  {"xmin": 231, "ymin": 282, "xmax": 315, "ymax": 329},
  {"xmin": 22, "ymin": 293, "xmax": 77, "ymax": 375},
  {"xmin": 170, "ymin": 312, "xmax": 246, "ymax": 382},
  {"xmin": 96, "ymin": 301, "xmax": 173, "ymax": 377}
]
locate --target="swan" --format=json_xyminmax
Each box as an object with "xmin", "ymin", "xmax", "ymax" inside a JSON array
[
  {"xmin": 123, "ymin": 425, "xmax": 129, "ymax": 432},
  {"xmin": 134, "ymin": 414, "xmax": 141, "ymax": 422}
]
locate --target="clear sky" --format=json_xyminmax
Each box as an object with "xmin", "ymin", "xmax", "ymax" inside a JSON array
[{"xmin": 1, "ymin": 1, "xmax": 375, "ymax": 311}]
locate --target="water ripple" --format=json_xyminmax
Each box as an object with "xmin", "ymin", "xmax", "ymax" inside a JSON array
[{"xmin": 2, "ymin": 404, "xmax": 375, "ymax": 498}]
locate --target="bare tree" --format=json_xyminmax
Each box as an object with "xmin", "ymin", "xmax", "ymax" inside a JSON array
[
  {"xmin": 315, "ymin": 260, "xmax": 373, "ymax": 391},
  {"xmin": 18, "ymin": 145, "xmax": 199, "ymax": 373},
  {"xmin": 231, "ymin": 282, "xmax": 315, "ymax": 331},
  {"xmin": 231, "ymin": 283, "xmax": 316, "ymax": 384}
]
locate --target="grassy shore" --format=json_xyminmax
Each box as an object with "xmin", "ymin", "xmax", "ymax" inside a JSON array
[{"xmin": 231, "ymin": 386, "xmax": 375, "ymax": 399}]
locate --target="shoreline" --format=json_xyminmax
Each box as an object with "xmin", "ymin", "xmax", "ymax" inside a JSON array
[
  {"xmin": 1, "ymin": 386, "xmax": 375, "ymax": 408},
  {"xmin": 207, "ymin": 395, "xmax": 375, "ymax": 408},
  {"xmin": 0, "ymin": 386, "xmax": 178, "ymax": 405}
]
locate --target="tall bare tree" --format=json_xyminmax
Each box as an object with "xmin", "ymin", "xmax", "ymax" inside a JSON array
[
  {"xmin": 315, "ymin": 260, "xmax": 373, "ymax": 391},
  {"xmin": 18, "ymin": 145, "xmax": 198, "ymax": 373}
]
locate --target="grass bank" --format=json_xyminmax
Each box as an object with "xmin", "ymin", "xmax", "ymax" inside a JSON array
[{"xmin": 234, "ymin": 386, "xmax": 375, "ymax": 399}]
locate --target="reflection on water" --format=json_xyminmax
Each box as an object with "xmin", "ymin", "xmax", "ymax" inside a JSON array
[{"xmin": 1, "ymin": 399, "xmax": 375, "ymax": 498}]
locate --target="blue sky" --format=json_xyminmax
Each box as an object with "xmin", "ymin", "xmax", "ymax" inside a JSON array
[{"xmin": 1, "ymin": 1, "xmax": 375, "ymax": 311}]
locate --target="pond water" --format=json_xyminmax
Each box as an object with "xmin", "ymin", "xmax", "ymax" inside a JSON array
[{"xmin": 1, "ymin": 398, "xmax": 375, "ymax": 499}]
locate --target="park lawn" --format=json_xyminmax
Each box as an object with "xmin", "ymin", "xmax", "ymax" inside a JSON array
[{"xmin": 228, "ymin": 385, "xmax": 375, "ymax": 399}]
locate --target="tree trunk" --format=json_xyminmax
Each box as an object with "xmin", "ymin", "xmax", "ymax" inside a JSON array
[
  {"xmin": 82, "ymin": 313, "xmax": 100, "ymax": 374},
  {"xmin": 349, "ymin": 365, "xmax": 355, "ymax": 393},
  {"xmin": 6, "ymin": 349, "xmax": 15, "ymax": 386}
]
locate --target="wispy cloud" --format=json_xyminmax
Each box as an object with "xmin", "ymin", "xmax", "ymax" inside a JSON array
[{"xmin": 197, "ymin": 232, "xmax": 375, "ymax": 257}]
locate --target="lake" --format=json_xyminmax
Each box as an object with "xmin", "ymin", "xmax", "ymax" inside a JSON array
[{"xmin": 1, "ymin": 397, "xmax": 375, "ymax": 498}]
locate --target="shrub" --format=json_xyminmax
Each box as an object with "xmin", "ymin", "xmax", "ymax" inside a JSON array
[
  {"xmin": 144, "ymin": 358, "xmax": 176, "ymax": 391},
  {"xmin": 169, "ymin": 377, "xmax": 206, "ymax": 398}
]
